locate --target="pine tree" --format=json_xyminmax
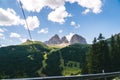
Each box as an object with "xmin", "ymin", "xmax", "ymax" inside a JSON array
[
  {"xmin": 116, "ymin": 35, "xmax": 120, "ymax": 70},
  {"xmin": 108, "ymin": 35, "xmax": 120, "ymax": 72},
  {"xmin": 98, "ymin": 40, "xmax": 110, "ymax": 72},
  {"xmin": 93, "ymin": 37, "xmax": 97, "ymax": 44},
  {"xmin": 87, "ymin": 34, "xmax": 110, "ymax": 74},
  {"xmin": 97, "ymin": 33, "xmax": 104, "ymax": 41},
  {"xmin": 110, "ymin": 35, "xmax": 118, "ymax": 71},
  {"xmin": 87, "ymin": 37, "xmax": 100, "ymax": 73}
]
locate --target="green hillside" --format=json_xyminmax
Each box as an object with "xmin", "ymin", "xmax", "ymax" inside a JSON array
[
  {"xmin": 106, "ymin": 33, "xmax": 120, "ymax": 44},
  {"xmin": 0, "ymin": 41, "xmax": 50, "ymax": 78},
  {"xmin": 0, "ymin": 40, "xmax": 90, "ymax": 79},
  {"xmin": 43, "ymin": 43, "xmax": 90, "ymax": 76}
]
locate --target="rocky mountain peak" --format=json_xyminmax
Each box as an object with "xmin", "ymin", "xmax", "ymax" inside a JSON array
[
  {"xmin": 70, "ymin": 34, "xmax": 87, "ymax": 44},
  {"xmin": 54, "ymin": 34, "xmax": 59, "ymax": 38},
  {"xmin": 45, "ymin": 34, "xmax": 87, "ymax": 46},
  {"xmin": 45, "ymin": 34, "xmax": 61, "ymax": 45},
  {"xmin": 61, "ymin": 36, "xmax": 69, "ymax": 43}
]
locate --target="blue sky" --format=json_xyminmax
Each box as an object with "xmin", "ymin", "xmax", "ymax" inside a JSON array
[{"xmin": 0, "ymin": 0, "xmax": 120, "ymax": 46}]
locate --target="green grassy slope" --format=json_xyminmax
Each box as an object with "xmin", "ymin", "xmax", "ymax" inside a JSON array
[
  {"xmin": 44, "ymin": 43, "xmax": 90, "ymax": 76},
  {"xmin": 0, "ymin": 41, "xmax": 90, "ymax": 78},
  {"xmin": 0, "ymin": 41, "xmax": 50, "ymax": 78}
]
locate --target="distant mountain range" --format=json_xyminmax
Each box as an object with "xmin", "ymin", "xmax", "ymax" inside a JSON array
[{"xmin": 44, "ymin": 34, "xmax": 87, "ymax": 46}]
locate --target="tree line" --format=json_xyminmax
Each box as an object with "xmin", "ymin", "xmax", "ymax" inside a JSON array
[{"xmin": 82, "ymin": 33, "xmax": 120, "ymax": 74}]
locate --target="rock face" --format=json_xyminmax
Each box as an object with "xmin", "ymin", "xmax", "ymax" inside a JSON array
[
  {"xmin": 45, "ymin": 34, "xmax": 61, "ymax": 45},
  {"xmin": 70, "ymin": 34, "xmax": 87, "ymax": 44},
  {"xmin": 61, "ymin": 36, "xmax": 69, "ymax": 43},
  {"xmin": 45, "ymin": 34, "xmax": 87, "ymax": 45}
]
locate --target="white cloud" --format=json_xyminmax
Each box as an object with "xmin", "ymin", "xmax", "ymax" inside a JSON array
[
  {"xmin": 82, "ymin": 9, "xmax": 90, "ymax": 14},
  {"xmin": 0, "ymin": 8, "xmax": 22, "ymax": 26},
  {"xmin": 20, "ymin": 0, "xmax": 102, "ymax": 14},
  {"xmin": 66, "ymin": 33, "xmax": 74, "ymax": 41},
  {"xmin": 65, "ymin": 0, "xmax": 76, "ymax": 3},
  {"xmin": 23, "ymin": 16, "xmax": 40, "ymax": 31},
  {"xmin": 19, "ymin": 0, "xmax": 44, "ymax": 12},
  {"xmin": 10, "ymin": 32, "xmax": 21, "ymax": 38},
  {"xmin": 19, "ymin": 0, "xmax": 71, "ymax": 24},
  {"xmin": 0, "ymin": 8, "xmax": 40, "ymax": 31},
  {"xmin": 71, "ymin": 21, "xmax": 76, "ymax": 26},
  {"xmin": 9, "ymin": 33, "xmax": 27, "ymax": 43},
  {"xmin": 38, "ymin": 28, "xmax": 48, "ymax": 34},
  {"xmin": 48, "ymin": 6, "xmax": 71, "ymax": 24},
  {"xmin": 66, "ymin": 0, "xmax": 102, "ymax": 14},
  {"xmin": 44, "ymin": 0, "xmax": 65, "ymax": 10},
  {"xmin": 70, "ymin": 21, "xmax": 80, "ymax": 28},
  {"xmin": 59, "ymin": 30, "xmax": 63, "ymax": 33},
  {"xmin": 0, "ymin": 33, "xmax": 5, "ymax": 39},
  {"xmin": 19, "ymin": 38, "xmax": 27, "ymax": 43},
  {"xmin": 0, "ymin": 28, "xmax": 4, "ymax": 33},
  {"xmin": 19, "ymin": 0, "xmax": 65, "ymax": 12},
  {"xmin": 18, "ymin": 0, "xmax": 102, "ymax": 25}
]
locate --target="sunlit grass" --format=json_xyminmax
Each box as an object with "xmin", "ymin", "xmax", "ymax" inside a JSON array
[{"xmin": 62, "ymin": 67, "xmax": 81, "ymax": 76}]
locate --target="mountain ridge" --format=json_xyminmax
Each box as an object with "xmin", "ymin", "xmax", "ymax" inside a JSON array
[{"xmin": 44, "ymin": 34, "xmax": 87, "ymax": 46}]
